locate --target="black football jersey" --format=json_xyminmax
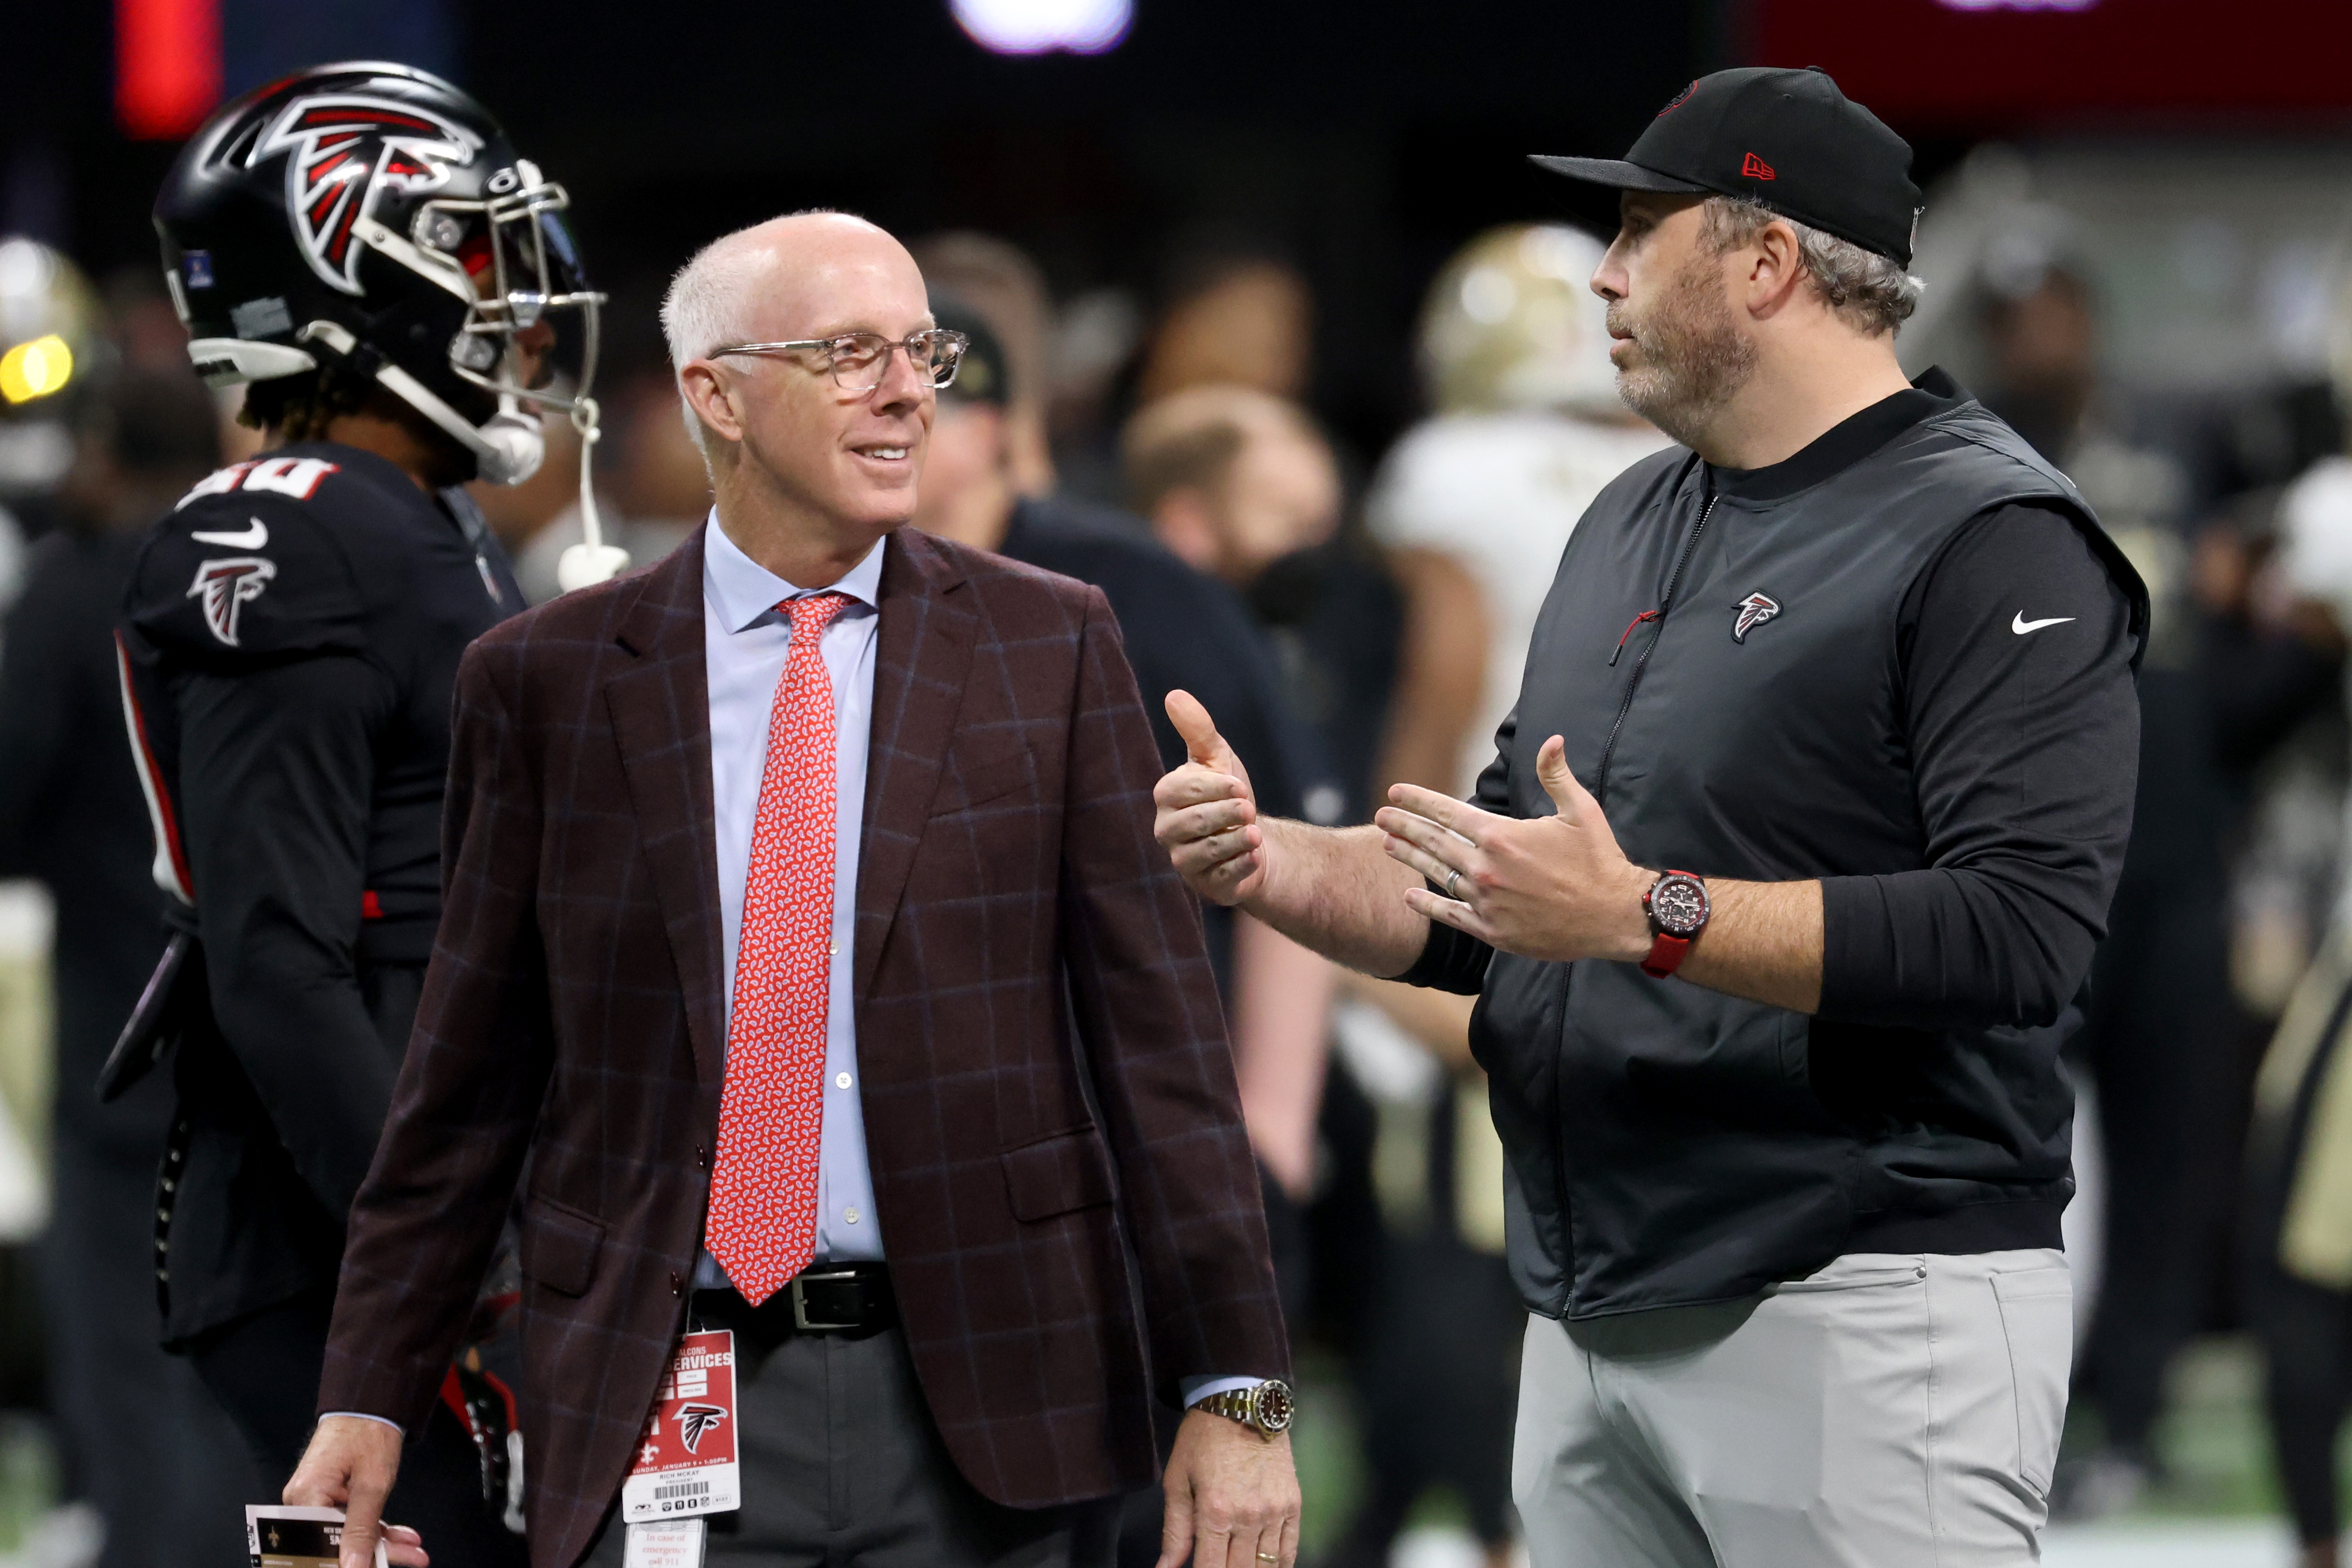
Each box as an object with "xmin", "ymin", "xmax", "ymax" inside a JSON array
[
  {"xmin": 116, "ymin": 440, "xmax": 524, "ymax": 1342},
  {"xmin": 120, "ymin": 442, "xmax": 521, "ymax": 951}
]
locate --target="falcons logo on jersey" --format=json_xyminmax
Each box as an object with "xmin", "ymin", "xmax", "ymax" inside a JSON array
[
  {"xmin": 1732, "ymin": 591, "xmax": 1781, "ymax": 644},
  {"xmin": 676, "ymin": 1404, "xmax": 727, "ymax": 1455},
  {"xmin": 254, "ymin": 95, "xmax": 483, "ymax": 295},
  {"xmin": 187, "ymin": 557, "xmax": 277, "ymax": 647}
]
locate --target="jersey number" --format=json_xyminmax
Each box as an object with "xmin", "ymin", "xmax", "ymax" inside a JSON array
[{"xmin": 175, "ymin": 456, "xmax": 341, "ymax": 509}]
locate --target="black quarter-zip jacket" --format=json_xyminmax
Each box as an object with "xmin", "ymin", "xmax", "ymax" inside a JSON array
[{"xmin": 1401, "ymin": 370, "xmax": 2149, "ymax": 1320}]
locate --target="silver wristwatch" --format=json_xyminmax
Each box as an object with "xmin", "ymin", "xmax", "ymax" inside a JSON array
[{"xmin": 1197, "ymin": 1379, "xmax": 1295, "ymax": 1436}]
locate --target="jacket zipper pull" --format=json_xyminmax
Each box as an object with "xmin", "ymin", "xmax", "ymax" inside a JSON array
[{"xmin": 1610, "ymin": 609, "xmax": 1661, "ymax": 667}]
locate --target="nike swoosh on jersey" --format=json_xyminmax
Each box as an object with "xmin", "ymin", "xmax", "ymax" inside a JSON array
[
  {"xmin": 191, "ymin": 517, "xmax": 269, "ymax": 549},
  {"xmin": 2011, "ymin": 612, "xmax": 2075, "ymax": 635}
]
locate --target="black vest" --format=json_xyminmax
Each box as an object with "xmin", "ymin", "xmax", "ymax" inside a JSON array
[{"xmin": 1472, "ymin": 397, "xmax": 2145, "ymax": 1320}]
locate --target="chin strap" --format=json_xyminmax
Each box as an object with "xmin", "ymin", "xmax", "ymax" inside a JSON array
[
  {"xmin": 286, "ymin": 320, "xmax": 631, "ymax": 592},
  {"xmin": 555, "ymin": 396, "xmax": 630, "ymax": 591},
  {"xmin": 292, "ymin": 319, "xmax": 540, "ymax": 483}
]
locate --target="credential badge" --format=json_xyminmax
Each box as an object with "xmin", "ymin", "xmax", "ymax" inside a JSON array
[{"xmin": 1732, "ymin": 591, "xmax": 1781, "ymax": 643}]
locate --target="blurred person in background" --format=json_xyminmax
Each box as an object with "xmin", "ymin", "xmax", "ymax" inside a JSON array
[
  {"xmin": 0, "ymin": 363, "xmax": 255, "ymax": 1567},
  {"xmin": 1058, "ymin": 241, "xmax": 1315, "ymax": 508},
  {"xmin": 912, "ymin": 232, "xmax": 1058, "ymax": 498},
  {"xmin": 1135, "ymin": 248, "xmax": 1313, "ymax": 410},
  {"xmin": 1971, "ymin": 249, "xmax": 2240, "ymax": 1518},
  {"xmin": 1120, "ymin": 385, "xmax": 1347, "ymax": 1221},
  {"xmin": 912, "ymin": 299, "xmax": 1336, "ymax": 1297},
  {"xmin": 2238, "ymin": 340, "xmax": 2352, "ymax": 1567},
  {"xmin": 1124, "ymin": 385, "xmax": 1339, "ymax": 595},
  {"xmin": 0, "ymin": 238, "xmax": 107, "ymax": 604},
  {"xmin": 114, "ymin": 62, "xmax": 608, "ymax": 1560}
]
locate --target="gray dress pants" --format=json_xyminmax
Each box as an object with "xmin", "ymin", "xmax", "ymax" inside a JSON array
[
  {"xmin": 581, "ymin": 1324, "xmax": 1119, "ymax": 1568},
  {"xmin": 1513, "ymin": 1250, "xmax": 2072, "ymax": 1568}
]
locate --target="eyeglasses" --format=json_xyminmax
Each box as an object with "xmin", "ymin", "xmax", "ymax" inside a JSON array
[{"xmin": 710, "ymin": 329, "xmax": 969, "ymax": 395}]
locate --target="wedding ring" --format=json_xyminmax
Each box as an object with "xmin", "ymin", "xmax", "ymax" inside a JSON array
[
  {"xmin": 1444, "ymin": 867, "xmax": 1462, "ymax": 900},
  {"xmin": 1257, "ymin": 1557, "xmax": 1279, "ymax": 1564}
]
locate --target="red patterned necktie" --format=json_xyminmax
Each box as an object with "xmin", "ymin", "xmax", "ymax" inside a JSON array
[{"xmin": 706, "ymin": 591, "xmax": 852, "ymax": 1305}]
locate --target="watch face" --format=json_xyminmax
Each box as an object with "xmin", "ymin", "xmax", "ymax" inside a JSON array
[
  {"xmin": 1251, "ymin": 1380, "xmax": 1295, "ymax": 1433},
  {"xmin": 1649, "ymin": 875, "xmax": 1709, "ymax": 937}
]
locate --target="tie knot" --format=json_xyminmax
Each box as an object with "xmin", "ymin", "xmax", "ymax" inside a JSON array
[{"xmin": 779, "ymin": 591, "xmax": 853, "ymax": 640}]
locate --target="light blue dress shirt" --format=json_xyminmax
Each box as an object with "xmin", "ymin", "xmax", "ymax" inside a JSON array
[{"xmin": 694, "ymin": 518, "xmax": 887, "ymax": 1287}]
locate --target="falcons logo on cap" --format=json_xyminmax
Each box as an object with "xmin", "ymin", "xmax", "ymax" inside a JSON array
[
  {"xmin": 253, "ymin": 95, "xmax": 483, "ymax": 295},
  {"xmin": 1732, "ymin": 591, "xmax": 1781, "ymax": 643},
  {"xmin": 676, "ymin": 1404, "xmax": 727, "ymax": 1455},
  {"xmin": 188, "ymin": 557, "xmax": 277, "ymax": 647}
]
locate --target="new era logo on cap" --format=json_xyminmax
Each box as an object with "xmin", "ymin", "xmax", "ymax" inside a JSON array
[{"xmin": 1528, "ymin": 66, "xmax": 1922, "ymax": 267}]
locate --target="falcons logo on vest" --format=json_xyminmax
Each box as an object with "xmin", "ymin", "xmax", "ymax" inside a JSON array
[
  {"xmin": 187, "ymin": 557, "xmax": 277, "ymax": 647},
  {"xmin": 676, "ymin": 1404, "xmax": 727, "ymax": 1455},
  {"xmin": 253, "ymin": 95, "xmax": 483, "ymax": 295},
  {"xmin": 1732, "ymin": 591, "xmax": 1781, "ymax": 643}
]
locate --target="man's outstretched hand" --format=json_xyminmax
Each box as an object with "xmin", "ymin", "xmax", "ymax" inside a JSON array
[
  {"xmin": 1157, "ymin": 1407, "xmax": 1301, "ymax": 1568},
  {"xmin": 285, "ymin": 1415, "xmax": 427, "ymax": 1568},
  {"xmin": 1153, "ymin": 691, "xmax": 1266, "ymax": 908},
  {"xmin": 1376, "ymin": 733, "xmax": 1652, "ymax": 964}
]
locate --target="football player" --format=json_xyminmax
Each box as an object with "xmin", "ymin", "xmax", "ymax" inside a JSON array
[{"xmin": 114, "ymin": 62, "xmax": 618, "ymax": 1562}]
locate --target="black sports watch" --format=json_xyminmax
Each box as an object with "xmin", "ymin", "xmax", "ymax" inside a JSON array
[
  {"xmin": 1640, "ymin": 871, "xmax": 1711, "ymax": 979},
  {"xmin": 1197, "ymin": 1379, "xmax": 1295, "ymax": 1437}
]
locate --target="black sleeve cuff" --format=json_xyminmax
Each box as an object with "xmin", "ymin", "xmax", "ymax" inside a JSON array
[
  {"xmin": 1388, "ymin": 896, "xmax": 1496, "ymax": 995},
  {"xmin": 1816, "ymin": 874, "xmax": 1890, "ymax": 1021}
]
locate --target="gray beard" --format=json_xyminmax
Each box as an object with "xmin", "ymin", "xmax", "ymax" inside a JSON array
[{"xmin": 1610, "ymin": 262, "xmax": 1758, "ymax": 452}]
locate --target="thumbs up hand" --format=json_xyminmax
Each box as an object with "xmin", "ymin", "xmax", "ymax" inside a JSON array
[
  {"xmin": 1153, "ymin": 690, "xmax": 1266, "ymax": 906},
  {"xmin": 1374, "ymin": 734, "xmax": 1658, "ymax": 964}
]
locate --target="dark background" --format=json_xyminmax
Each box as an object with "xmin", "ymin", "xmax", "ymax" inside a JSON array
[{"xmin": 14, "ymin": 0, "xmax": 2352, "ymax": 483}]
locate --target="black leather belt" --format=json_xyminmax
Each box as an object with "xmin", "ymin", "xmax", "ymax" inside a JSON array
[{"xmin": 693, "ymin": 1263, "xmax": 896, "ymax": 1338}]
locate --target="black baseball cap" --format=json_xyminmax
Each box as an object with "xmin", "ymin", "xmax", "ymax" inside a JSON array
[
  {"xmin": 1533, "ymin": 66, "xmax": 1922, "ymax": 267},
  {"xmin": 928, "ymin": 291, "xmax": 1009, "ymax": 407}
]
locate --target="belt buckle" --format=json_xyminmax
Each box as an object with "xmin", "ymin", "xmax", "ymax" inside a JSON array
[{"xmin": 789, "ymin": 1267, "xmax": 861, "ymax": 1332}]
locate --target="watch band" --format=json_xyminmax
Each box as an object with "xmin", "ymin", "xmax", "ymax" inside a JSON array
[
  {"xmin": 1640, "ymin": 869, "xmax": 1709, "ymax": 979},
  {"xmin": 1640, "ymin": 931, "xmax": 1693, "ymax": 979},
  {"xmin": 1201, "ymin": 1389, "xmax": 1256, "ymax": 1428},
  {"xmin": 1196, "ymin": 1379, "xmax": 1295, "ymax": 1435}
]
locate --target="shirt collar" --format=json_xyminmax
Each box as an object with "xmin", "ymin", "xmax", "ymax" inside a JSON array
[
  {"xmin": 1708, "ymin": 366, "xmax": 1968, "ymax": 504},
  {"xmin": 703, "ymin": 510, "xmax": 887, "ymax": 634}
]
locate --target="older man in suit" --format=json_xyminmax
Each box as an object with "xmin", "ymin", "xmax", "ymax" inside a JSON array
[{"xmin": 286, "ymin": 212, "xmax": 1297, "ymax": 1568}]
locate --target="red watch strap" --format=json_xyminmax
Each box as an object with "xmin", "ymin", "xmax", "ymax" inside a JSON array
[{"xmin": 1640, "ymin": 930, "xmax": 1692, "ymax": 979}]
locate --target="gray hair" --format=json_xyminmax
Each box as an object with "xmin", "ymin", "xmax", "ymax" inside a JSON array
[
  {"xmin": 658, "ymin": 209, "xmax": 846, "ymax": 457},
  {"xmin": 1699, "ymin": 195, "xmax": 1922, "ymax": 337}
]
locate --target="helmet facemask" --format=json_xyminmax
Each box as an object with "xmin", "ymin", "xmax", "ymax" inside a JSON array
[{"xmin": 369, "ymin": 162, "xmax": 605, "ymax": 485}]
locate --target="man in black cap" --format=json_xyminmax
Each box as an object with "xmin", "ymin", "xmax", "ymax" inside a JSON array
[{"xmin": 1154, "ymin": 66, "xmax": 2148, "ymax": 1565}]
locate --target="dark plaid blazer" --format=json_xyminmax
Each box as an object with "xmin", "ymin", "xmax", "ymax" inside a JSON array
[{"xmin": 318, "ymin": 524, "xmax": 1288, "ymax": 1568}]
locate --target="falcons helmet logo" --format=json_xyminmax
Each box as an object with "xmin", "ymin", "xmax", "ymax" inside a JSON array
[
  {"xmin": 187, "ymin": 557, "xmax": 277, "ymax": 647},
  {"xmin": 676, "ymin": 1403, "xmax": 728, "ymax": 1455},
  {"xmin": 1732, "ymin": 591, "xmax": 1781, "ymax": 643},
  {"xmin": 253, "ymin": 95, "xmax": 483, "ymax": 295}
]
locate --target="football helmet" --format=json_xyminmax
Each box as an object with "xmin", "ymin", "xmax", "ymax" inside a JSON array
[
  {"xmin": 153, "ymin": 62, "xmax": 600, "ymax": 492},
  {"xmin": 0, "ymin": 237, "xmax": 105, "ymax": 498},
  {"xmin": 1417, "ymin": 224, "xmax": 1619, "ymax": 419}
]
